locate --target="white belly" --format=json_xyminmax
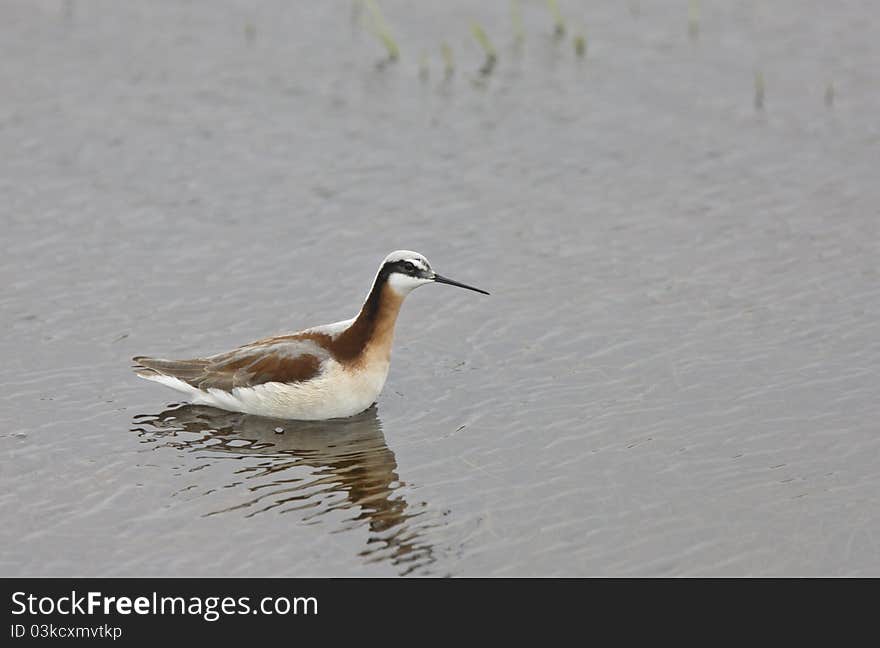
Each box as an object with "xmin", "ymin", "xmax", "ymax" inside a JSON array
[{"xmin": 169, "ymin": 358, "xmax": 390, "ymax": 420}]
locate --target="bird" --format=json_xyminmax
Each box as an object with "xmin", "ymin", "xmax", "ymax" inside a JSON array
[{"xmin": 132, "ymin": 250, "xmax": 489, "ymax": 420}]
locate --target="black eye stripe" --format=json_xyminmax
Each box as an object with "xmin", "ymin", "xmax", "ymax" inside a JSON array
[{"xmin": 389, "ymin": 259, "xmax": 429, "ymax": 276}]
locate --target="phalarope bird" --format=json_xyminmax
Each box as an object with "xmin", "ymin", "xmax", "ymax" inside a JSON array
[{"xmin": 132, "ymin": 250, "xmax": 488, "ymax": 420}]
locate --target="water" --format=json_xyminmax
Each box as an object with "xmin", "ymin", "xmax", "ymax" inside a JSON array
[{"xmin": 1, "ymin": 1, "xmax": 878, "ymax": 576}]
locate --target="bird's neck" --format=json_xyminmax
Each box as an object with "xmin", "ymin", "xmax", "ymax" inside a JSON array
[{"xmin": 334, "ymin": 278, "xmax": 404, "ymax": 364}]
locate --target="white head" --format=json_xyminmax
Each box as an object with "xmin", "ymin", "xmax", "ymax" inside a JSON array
[
  {"xmin": 382, "ymin": 250, "xmax": 433, "ymax": 295},
  {"xmin": 377, "ymin": 250, "xmax": 489, "ymax": 297}
]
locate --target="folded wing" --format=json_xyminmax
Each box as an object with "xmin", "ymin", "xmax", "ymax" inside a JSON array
[{"xmin": 133, "ymin": 337, "xmax": 329, "ymax": 391}]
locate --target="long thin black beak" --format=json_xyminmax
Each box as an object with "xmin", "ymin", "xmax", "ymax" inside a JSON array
[{"xmin": 432, "ymin": 273, "xmax": 490, "ymax": 295}]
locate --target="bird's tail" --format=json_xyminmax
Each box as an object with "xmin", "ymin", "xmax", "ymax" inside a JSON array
[{"xmin": 132, "ymin": 355, "xmax": 209, "ymax": 385}]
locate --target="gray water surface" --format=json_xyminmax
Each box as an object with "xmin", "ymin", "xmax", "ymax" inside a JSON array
[{"xmin": 1, "ymin": 1, "xmax": 879, "ymax": 576}]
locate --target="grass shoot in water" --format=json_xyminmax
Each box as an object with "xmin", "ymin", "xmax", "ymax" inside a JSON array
[
  {"xmin": 362, "ymin": 0, "xmax": 399, "ymax": 62},
  {"xmin": 547, "ymin": 0, "xmax": 566, "ymax": 38},
  {"xmin": 471, "ymin": 23, "xmax": 497, "ymax": 76}
]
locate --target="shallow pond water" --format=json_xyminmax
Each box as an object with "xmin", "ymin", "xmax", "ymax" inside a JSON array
[{"xmin": 1, "ymin": 0, "xmax": 879, "ymax": 576}]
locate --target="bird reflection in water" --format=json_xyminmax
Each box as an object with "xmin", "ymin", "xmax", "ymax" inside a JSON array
[{"xmin": 131, "ymin": 404, "xmax": 439, "ymax": 575}]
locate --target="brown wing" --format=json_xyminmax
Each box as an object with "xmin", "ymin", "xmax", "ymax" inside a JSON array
[{"xmin": 133, "ymin": 337, "xmax": 329, "ymax": 391}]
